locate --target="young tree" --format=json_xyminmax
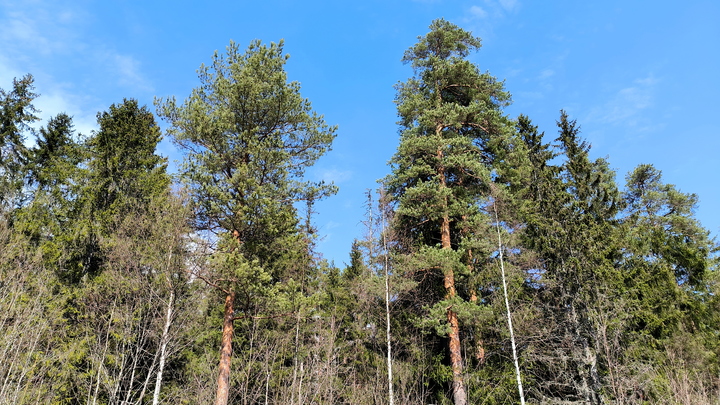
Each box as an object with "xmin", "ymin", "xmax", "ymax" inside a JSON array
[
  {"xmin": 156, "ymin": 39, "xmax": 336, "ymax": 405},
  {"xmin": 386, "ymin": 19, "xmax": 513, "ymax": 405}
]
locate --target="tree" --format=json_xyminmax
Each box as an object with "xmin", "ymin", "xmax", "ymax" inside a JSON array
[
  {"xmin": 518, "ymin": 111, "xmax": 622, "ymax": 403},
  {"xmin": 613, "ymin": 164, "xmax": 719, "ymax": 400},
  {"xmin": 16, "ymin": 113, "xmax": 83, "ymax": 262},
  {"xmin": 623, "ymin": 164, "xmax": 714, "ymax": 291},
  {"xmin": 88, "ymin": 98, "xmax": 169, "ymax": 223},
  {"xmin": 29, "ymin": 113, "xmax": 81, "ymax": 191},
  {"xmin": 66, "ymin": 98, "xmax": 169, "ymax": 281},
  {"xmin": 0, "ymin": 74, "xmax": 38, "ymax": 211},
  {"xmin": 156, "ymin": 39, "xmax": 336, "ymax": 405},
  {"xmin": 386, "ymin": 19, "xmax": 513, "ymax": 405}
]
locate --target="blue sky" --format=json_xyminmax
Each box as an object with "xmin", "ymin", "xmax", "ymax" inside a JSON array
[{"xmin": 2, "ymin": 0, "xmax": 718, "ymax": 266}]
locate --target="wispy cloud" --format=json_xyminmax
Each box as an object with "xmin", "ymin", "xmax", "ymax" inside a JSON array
[
  {"xmin": 33, "ymin": 88, "xmax": 98, "ymax": 136},
  {"xmin": 467, "ymin": 0, "xmax": 520, "ymax": 21},
  {"xmin": 587, "ymin": 74, "xmax": 659, "ymax": 129},
  {"xmin": 105, "ymin": 52, "xmax": 153, "ymax": 92},
  {"xmin": 316, "ymin": 167, "xmax": 354, "ymax": 184},
  {"xmin": 0, "ymin": 0, "xmax": 153, "ymax": 128},
  {"xmin": 0, "ymin": 1, "xmax": 86, "ymax": 58},
  {"xmin": 469, "ymin": 5, "xmax": 488, "ymax": 19},
  {"xmin": 539, "ymin": 69, "xmax": 555, "ymax": 80},
  {"xmin": 498, "ymin": 0, "xmax": 519, "ymax": 12}
]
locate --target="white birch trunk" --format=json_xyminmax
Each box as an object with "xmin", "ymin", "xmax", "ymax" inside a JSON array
[
  {"xmin": 493, "ymin": 203, "xmax": 526, "ymax": 405},
  {"xmin": 381, "ymin": 203, "xmax": 394, "ymax": 405},
  {"xmin": 153, "ymin": 289, "xmax": 174, "ymax": 405}
]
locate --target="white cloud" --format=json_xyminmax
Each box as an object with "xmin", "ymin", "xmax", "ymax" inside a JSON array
[
  {"xmin": 0, "ymin": 57, "xmax": 23, "ymax": 86},
  {"xmin": 468, "ymin": 0, "xmax": 520, "ymax": 21},
  {"xmin": 317, "ymin": 167, "xmax": 354, "ymax": 184},
  {"xmin": 469, "ymin": 5, "xmax": 488, "ymax": 19},
  {"xmin": 33, "ymin": 89, "xmax": 98, "ymax": 137},
  {"xmin": 0, "ymin": 2, "xmax": 84, "ymax": 58},
  {"xmin": 0, "ymin": 0, "xmax": 153, "ymax": 125},
  {"xmin": 498, "ymin": 0, "xmax": 519, "ymax": 12},
  {"xmin": 587, "ymin": 74, "xmax": 659, "ymax": 129},
  {"xmin": 539, "ymin": 69, "xmax": 555, "ymax": 79},
  {"xmin": 322, "ymin": 221, "xmax": 342, "ymax": 231},
  {"xmin": 106, "ymin": 52, "xmax": 153, "ymax": 93}
]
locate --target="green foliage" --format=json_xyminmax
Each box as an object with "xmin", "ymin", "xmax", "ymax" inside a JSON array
[
  {"xmin": 64, "ymin": 98, "xmax": 170, "ymax": 282},
  {"xmin": 388, "ymin": 18, "xmax": 511, "ymax": 247},
  {"xmin": 616, "ymin": 164, "xmax": 719, "ymax": 399},
  {"xmin": 88, "ymin": 98, "xmax": 169, "ymax": 223},
  {"xmin": 386, "ymin": 19, "xmax": 528, "ymax": 404},
  {"xmin": 15, "ymin": 113, "xmax": 83, "ymax": 266},
  {"xmin": 0, "ymin": 74, "xmax": 38, "ymax": 210},
  {"xmin": 156, "ymin": 39, "xmax": 338, "ymax": 404},
  {"xmin": 29, "ymin": 113, "xmax": 82, "ymax": 190},
  {"xmin": 157, "ymin": 40, "xmax": 335, "ymax": 253},
  {"xmin": 2, "ymin": 24, "xmax": 720, "ymax": 405}
]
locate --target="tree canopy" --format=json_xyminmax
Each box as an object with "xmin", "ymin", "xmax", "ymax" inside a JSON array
[{"xmin": 0, "ymin": 19, "xmax": 717, "ymax": 405}]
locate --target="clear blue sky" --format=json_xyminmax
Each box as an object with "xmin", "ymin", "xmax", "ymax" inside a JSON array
[{"xmin": 2, "ymin": 0, "xmax": 718, "ymax": 266}]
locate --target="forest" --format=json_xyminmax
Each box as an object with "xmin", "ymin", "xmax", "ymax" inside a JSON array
[{"xmin": 1, "ymin": 19, "xmax": 718, "ymax": 405}]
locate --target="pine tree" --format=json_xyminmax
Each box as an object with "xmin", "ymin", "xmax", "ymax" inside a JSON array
[
  {"xmin": 156, "ymin": 39, "xmax": 336, "ymax": 405},
  {"xmin": 386, "ymin": 19, "xmax": 513, "ymax": 405}
]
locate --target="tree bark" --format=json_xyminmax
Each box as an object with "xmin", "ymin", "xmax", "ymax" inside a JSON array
[
  {"xmin": 444, "ymin": 246, "xmax": 466, "ymax": 404},
  {"xmin": 438, "ymin": 144, "xmax": 466, "ymax": 405},
  {"xmin": 153, "ymin": 289, "xmax": 174, "ymax": 405},
  {"xmin": 216, "ymin": 291, "xmax": 235, "ymax": 405},
  {"xmin": 381, "ymin": 201, "xmax": 395, "ymax": 405},
  {"xmin": 494, "ymin": 203, "xmax": 526, "ymax": 404}
]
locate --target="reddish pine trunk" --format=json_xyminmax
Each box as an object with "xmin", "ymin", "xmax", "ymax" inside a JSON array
[
  {"xmin": 215, "ymin": 291, "xmax": 235, "ymax": 405},
  {"xmin": 439, "ymin": 150, "xmax": 467, "ymax": 405},
  {"xmin": 442, "ymin": 215, "xmax": 467, "ymax": 405}
]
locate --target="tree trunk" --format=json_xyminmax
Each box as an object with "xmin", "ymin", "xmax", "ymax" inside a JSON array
[
  {"xmin": 381, "ymin": 201, "xmax": 395, "ymax": 405},
  {"xmin": 443, "ymin": 217, "xmax": 466, "ymax": 405},
  {"xmin": 216, "ymin": 291, "xmax": 235, "ymax": 405},
  {"xmin": 153, "ymin": 289, "xmax": 174, "ymax": 405},
  {"xmin": 444, "ymin": 249, "xmax": 466, "ymax": 405},
  {"xmin": 494, "ymin": 204, "xmax": 526, "ymax": 404},
  {"xmin": 467, "ymin": 248, "xmax": 486, "ymax": 365},
  {"xmin": 439, "ymin": 144, "xmax": 466, "ymax": 405}
]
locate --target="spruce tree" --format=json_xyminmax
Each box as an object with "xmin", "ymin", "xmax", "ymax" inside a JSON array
[
  {"xmin": 16, "ymin": 113, "xmax": 83, "ymax": 263},
  {"xmin": 519, "ymin": 111, "xmax": 622, "ymax": 403},
  {"xmin": 64, "ymin": 99, "xmax": 169, "ymax": 281},
  {"xmin": 0, "ymin": 74, "xmax": 38, "ymax": 211}
]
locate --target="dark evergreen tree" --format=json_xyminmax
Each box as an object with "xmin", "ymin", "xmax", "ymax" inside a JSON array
[
  {"xmin": 518, "ymin": 111, "xmax": 622, "ymax": 404},
  {"xmin": 0, "ymin": 74, "xmax": 38, "ymax": 211},
  {"xmin": 88, "ymin": 98, "xmax": 169, "ymax": 222},
  {"xmin": 16, "ymin": 113, "xmax": 83, "ymax": 264},
  {"xmin": 65, "ymin": 98, "xmax": 170, "ymax": 281}
]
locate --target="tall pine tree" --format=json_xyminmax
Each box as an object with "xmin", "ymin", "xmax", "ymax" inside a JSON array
[
  {"xmin": 386, "ymin": 19, "xmax": 513, "ymax": 405},
  {"xmin": 156, "ymin": 39, "xmax": 336, "ymax": 405}
]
